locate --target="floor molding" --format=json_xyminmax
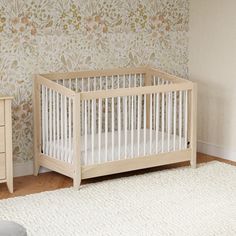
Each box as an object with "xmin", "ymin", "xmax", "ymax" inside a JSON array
[{"xmin": 197, "ymin": 141, "xmax": 236, "ymax": 162}]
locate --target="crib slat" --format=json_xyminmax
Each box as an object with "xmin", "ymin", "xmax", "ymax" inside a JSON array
[
  {"xmin": 184, "ymin": 91, "xmax": 188, "ymax": 149},
  {"xmin": 112, "ymin": 77, "xmax": 114, "ymax": 161},
  {"xmin": 49, "ymin": 88, "xmax": 52, "ymax": 157},
  {"xmin": 45, "ymin": 87, "xmax": 48, "ymax": 156},
  {"xmin": 53, "ymin": 90, "xmax": 56, "ymax": 158},
  {"xmin": 179, "ymin": 91, "xmax": 183, "ymax": 150},
  {"xmin": 161, "ymin": 92, "xmax": 165, "ymax": 152},
  {"xmin": 91, "ymin": 98, "xmax": 95, "ymax": 164},
  {"xmin": 173, "ymin": 91, "xmax": 177, "ymax": 151},
  {"xmin": 81, "ymin": 78, "xmax": 84, "ymax": 136},
  {"xmin": 68, "ymin": 97, "xmax": 72, "ymax": 163},
  {"xmin": 137, "ymin": 94, "xmax": 141, "ymax": 157},
  {"xmin": 118, "ymin": 76, "xmax": 121, "ymax": 159},
  {"xmin": 155, "ymin": 92, "xmax": 160, "ymax": 154},
  {"xmin": 88, "ymin": 78, "xmax": 90, "ymax": 135},
  {"xmin": 84, "ymin": 100, "xmax": 88, "ymax": 165},
  {"xmin": 98, "ymin": 98, "xmax": 102, "ymax": 164},
  {"xmin": 105, "ymin": 77, "xmax": 108, "ymax": 162},
  {"xmin": 56, "ymin": 92, "xmax": 60, "ymax": 160},
  {"xmin": 134, "ymin": 74, "xmax": 137, "ymax": 130},
  {"xmin": 69, "ymin": 79, "xmax": 72, "ymax": 90},
  {"xmin": 60, "ymin": 94, "xmax": 64, "ymax": 161},
  {"xmin": 144, "ymin": 94, "xmax": 146, "ymax": 156},
  {"xmin": 167, "ymin": 92, "xmax": 171, "ymax": 152},
  {"xmin": 123, "ymin": 75, "xmax": 126, "ymax": 132},
  {"xmin": 131, "ymin": 95, "xmax": 134, "ymax": 157},
  {"xmin": 149, "ymin": 94, "xmax": 152, "ymax": 154},
  {"xmin": 76, "ymin": 78, "xmax": 78, "ymax": 92},
  {"xmin": 64, "ymin": 96, "xmax": 68, "ymax": 161},
  {"xmin": 45, "ymin": 88, "xmax": 49, "ymax": 155},
  {"xmin": 124, "ymin": 96, "xmax": 127, "ymax": 158}
]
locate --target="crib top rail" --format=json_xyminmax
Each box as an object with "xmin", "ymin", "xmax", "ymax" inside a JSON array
[
  {"xmin": 80, "ymin": 82, "xmax": 194, "ymax": 101},
  {"xmin": 39, "ymin": 66, "xmax": 189, "ymax": 84},
  {"xmin": 40, "ymin": 66, "xmax": 147, "ymax": 81}
]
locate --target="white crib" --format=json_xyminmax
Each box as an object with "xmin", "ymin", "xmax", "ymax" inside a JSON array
[{"xmin": 33, "ymin": 66, "xmax": 197, "ymax": 189}]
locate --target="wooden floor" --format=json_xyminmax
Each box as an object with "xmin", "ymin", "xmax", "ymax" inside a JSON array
[{"xmin": 0, "ymin": 153, "xmax": 235, "ymax": 200}]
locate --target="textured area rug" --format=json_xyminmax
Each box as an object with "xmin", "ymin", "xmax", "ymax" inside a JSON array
[{"xmin": 0, "ymin": 161, "xmax": 236, "ymax": 236}]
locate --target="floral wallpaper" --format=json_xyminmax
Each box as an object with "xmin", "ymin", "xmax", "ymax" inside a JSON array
[{"xmin": 0, "ymin": 0, "xmax": 189, "ymax": 164}]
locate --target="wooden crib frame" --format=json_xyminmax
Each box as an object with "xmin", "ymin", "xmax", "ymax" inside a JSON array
[{"xmin": 33, "ymin": 66, "xmax": 197, "ymax": 189}]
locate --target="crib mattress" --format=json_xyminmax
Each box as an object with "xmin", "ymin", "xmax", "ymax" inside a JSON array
[{"xmin": 47, "ymin": 129, "xmax": 186, "ymax": 165}]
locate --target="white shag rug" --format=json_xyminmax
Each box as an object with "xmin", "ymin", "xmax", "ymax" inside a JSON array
[{"xmin": 0, "ymin": 161, "xmax": 236, "ymax": 236}]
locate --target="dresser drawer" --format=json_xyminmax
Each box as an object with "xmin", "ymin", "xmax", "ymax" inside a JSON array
[
  {"xmin": 0, "ymin": 101, "xmax": 4, "ymax": 126},
  {"xmin": 0, "ymin": 126, "xmax": 5, "ymax": 153},
  {"xmin": 0, "ymin": 153, "xmax": 6, "ymax": 180}
]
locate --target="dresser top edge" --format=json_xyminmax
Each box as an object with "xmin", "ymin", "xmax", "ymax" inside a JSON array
[{"xmin": 0, "ymin": 96, "xmax": 14, "ymax": 100}]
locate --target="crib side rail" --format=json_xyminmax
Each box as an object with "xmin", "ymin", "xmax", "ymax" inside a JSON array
[
  {"xmin": 40, "ymin": 66, "xmax": 148, "ymax": 80},
  {"xmin": 33, "ymin": 75, "xmax": 78, "ymax": 179},
  {"xmin": 79, "ymin": 81, "xmax": 197, "ymax": 168},
  {"xmin": 80, "ymin": 82, "xmax": 193, "ymax": 100}
]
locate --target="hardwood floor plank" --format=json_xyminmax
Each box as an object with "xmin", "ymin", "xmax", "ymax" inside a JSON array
[{"xmin": 0, "ymin": 153, "xmax": 235, "ymax": 200}]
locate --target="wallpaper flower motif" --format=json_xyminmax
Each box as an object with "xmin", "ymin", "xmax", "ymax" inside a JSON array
[{"xmin": 0, "ymin": 0, "xmax": 189, "ymax": 164}]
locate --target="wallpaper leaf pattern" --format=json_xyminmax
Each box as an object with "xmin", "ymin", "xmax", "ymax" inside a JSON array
[{"xmin": 0, "ymin": 0, "xmax": 189, "ymax": 163}]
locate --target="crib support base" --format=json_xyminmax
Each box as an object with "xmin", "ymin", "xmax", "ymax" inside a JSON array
[{"xmin": 81, "ymin": 149, "xmax": 191, "ymax": 180}]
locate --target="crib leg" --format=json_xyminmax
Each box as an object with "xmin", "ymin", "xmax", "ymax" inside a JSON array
[
  {"xmin": 73, "ymin": 174, "xmax": 81, "ymax": 190},
  {"xmin": 33, "ymin": 162, "xmax": 40, "ymax": 176},
  {"xmin": 190, "ymin": 151, "xmax": 197, "ymax": 168}
]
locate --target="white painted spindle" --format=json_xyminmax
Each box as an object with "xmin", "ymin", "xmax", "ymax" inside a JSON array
[
  {"xmin": 105, "ymin": 77, "xmax": 108, "ymax": 161},
  {"xmin": 131, "ymin": 95, "xmax": 134, "ymax": 157},
  {"xmin": 112, "ymin": 76, "xmax": 114, "ymax": 161},
  {"xmin": 184, "ymin": 91, "xmax": 188, "ymax": 149},
  {"xmin": 155, "ymin": 92, "xmax": 160, "ymax": 154},
  {"xmin": 173, "ymin": 91, "xmax": 177, "ymax": 151},
  {"xmin": 149, "ymin": 94, "xmax": 152, "ymax": 154},
  {"xmin": 42, "ymin": 85, "xmax": 46, "ymax": 154},
  {"xmin": 144, "ymin": 94, "xmax": 146, "ymax": 156},
  {"xmin": 53, "ymin": 90, "xmax": 56, "ymax": 158},
  {"xmin": 179, "ymin": 91, "xmax": 183, "ymax": 150},
  {"xmin": 161, "ymin": 92, "xmax": 165, "ymax": 152}
]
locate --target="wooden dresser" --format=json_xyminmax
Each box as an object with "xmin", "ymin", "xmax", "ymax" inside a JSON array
[{"xmin": 0, "ymin": 96, "xmax": 13, "ymax": 193}]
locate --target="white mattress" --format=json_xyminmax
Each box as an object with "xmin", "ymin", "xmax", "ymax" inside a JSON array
[{"xmin": 47, "ymin": 129, "xmax": 186, "ymax": 165}]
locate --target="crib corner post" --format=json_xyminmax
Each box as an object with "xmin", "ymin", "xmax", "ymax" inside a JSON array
[
  {"xmin": 73, "ymin": 93, "xmax": 82, "ymax": 189},
  {"xmin": 33, "ymin": 75, "xmax": 41, "ymax": 176},
  {"xmin": 190, "ymin": 82, "xmax": 197, "ymax": 168}
]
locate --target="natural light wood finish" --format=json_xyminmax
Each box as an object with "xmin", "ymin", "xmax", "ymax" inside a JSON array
[
  {"xmin": 41, "ymin": 66, "xmax": 147, "ymax": 80},
  {"xmin": 190, "ymin": 83, "xmax": 197, "ymax": 168},
  {"xmin": 0, "ymin": 153, "xmax": 6, "ymax": 180},
  {"xmin": 73, "ymin": 93, "xmax": 82, "ymax": 189},
  {"xmin": 0, "ymin": 153, "xmax": 235, "ymax": 200},
  {"xmin": 80, "ymin": 83, "xmax": 193, "ymax": 101},
  {"xmin": 0, "ymin": 97, "xmax": 13, "ymax": 193},
  {"xmin": 0, "ymin": 126, "xmax": 5, "ymax": 153},
  {"xmin": 39, "ymin": 154, "xmax": 74, "ymax": 178},
  {"xmin": 0, "ymin": 100, "xmax": 4, "ymax": 125},
  {"xmin": 82, "ymin": 150, "xmax": 191, "ymax": 179},
  {"xmin": 33, "ymin": 76, "xmax": 41, "ymax": 176},
  {"xmin": 33, "ymin": 66, "xmax": 197, "ymax": 189}
]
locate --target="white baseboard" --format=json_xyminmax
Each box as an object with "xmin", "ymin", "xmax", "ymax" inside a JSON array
[
  {"xmin": 13, "ymin": 142, "xmax": 235, "ymax": 177},
  {"xmin": 197, "ymin": 141, "xmax": 236, "ymax": 162},
  {"xmin": 13, "ymin": 161, "xmax": 50, "ymax": 178}
]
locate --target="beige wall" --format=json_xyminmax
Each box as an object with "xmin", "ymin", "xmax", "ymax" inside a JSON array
[{"xmin": 189, "ymin": 0, "xmax": 236, "ymax": 159}]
